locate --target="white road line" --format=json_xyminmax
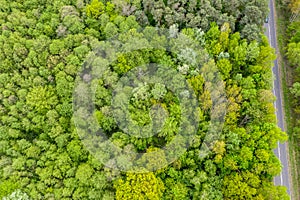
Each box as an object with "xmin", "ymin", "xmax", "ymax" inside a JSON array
[
  {"xmin": 270, "ymin": 24, "xmax": 278, "ymax": 116},
  {"xmin": 272, "ymin": 73, "xmax": 276, "ymax": 109},
  {"xmin": 268, "ymin": 21, "xmax": 284, "ymax": 185},
  {"xmin": 268, "ymin": 24, "xmax": 272, "ymax": 42},
  {"xmin": 273, "ymin": 87, "xmax": 277, "ymax": 111},
  {"xmin": 278, "ymin": 142, "xmax": 283, "ymax": 184}
]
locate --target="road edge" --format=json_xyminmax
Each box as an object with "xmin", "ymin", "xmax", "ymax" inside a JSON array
[{"xmin": 271, "ymin": 0, "xmax": 295, "ymax": 199}]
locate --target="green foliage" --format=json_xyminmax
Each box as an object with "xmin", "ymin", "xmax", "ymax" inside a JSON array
[
  {"xmin": 26, "ymin": 86, "xmax": 58, "ymax": 114},
  {"xmin": 260, "ymin": 184, "xmax": 290, "ymax": 200},
  {"xmin": 287, "ymin": 42, "xmax": 300, "ymax": 68},
  {"xmin": 114, "ymin": 172, "xmax": 165, "ymax": 200},
  {"xmin": 291, "ymin": 82, "xmax": 300, "ymax": 98},
  {"xmin": 0, "ymin": 0, "xmax": 287, "ymax": 199},
  {"xmin": 75, "ymin": 163, "xmax": 95, "ymax": 185},
  {"xmin": 115, "ymin": 0, "xmax": 268, "ymax": 41},
  {"xmin": 0, "ymin": 181, "xmax": 19, "ymax": 199},
  {"xmin": 2, "ymin": 190, "xmax": 30, "ymax": 200},
  {"xmin": 86, "ymin": 0, "xmax": 105, "ymax": 19},
  {"xmin": 163, "ymin": 179, "xmax": 189, "ymax": 200}
]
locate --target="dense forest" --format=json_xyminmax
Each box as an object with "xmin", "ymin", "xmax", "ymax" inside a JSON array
[{"xmin": 0, "ymin": 0, "xmax": 290, "ymax": 199}]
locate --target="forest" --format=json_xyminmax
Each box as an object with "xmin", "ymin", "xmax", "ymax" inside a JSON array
[{"xmin": 0, "ymin": 0, "xmax": 290, "ymax": 199}]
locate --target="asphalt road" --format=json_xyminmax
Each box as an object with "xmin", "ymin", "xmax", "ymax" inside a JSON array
[{"xmin": 265, "ymin": 0, "xmax": 291, "ymax": 197}]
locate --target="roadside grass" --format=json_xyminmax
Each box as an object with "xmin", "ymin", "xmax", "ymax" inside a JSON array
[
  {"xmin": 274, "ymin": 1, "xmax": 300, "ymax": 199},
  {"xmin": 280, "ymin": 60, "xmax": 300, "ymax": 200}
]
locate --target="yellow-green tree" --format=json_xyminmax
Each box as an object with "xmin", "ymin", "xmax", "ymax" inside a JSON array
[
  {"xmin": 290, "ymin": 0, "xmax": 300, "ymax": 13},
  {"xmin": 114, "ymin": 172, "xmax": 165, "ymax": 200},
  {"xmin": 86, "ymin": 0, "xmax": 105, "ymax": 19}
]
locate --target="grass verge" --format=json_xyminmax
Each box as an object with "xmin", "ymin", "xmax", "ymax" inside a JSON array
[{"xmin": 274, "ymin": 1, "xmax": 300, "ymax": 199}]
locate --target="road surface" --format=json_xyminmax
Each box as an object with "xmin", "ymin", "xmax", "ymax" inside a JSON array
[{"xmin": 265, "ymin": 0, "xmax": 291, "ymax": 197}]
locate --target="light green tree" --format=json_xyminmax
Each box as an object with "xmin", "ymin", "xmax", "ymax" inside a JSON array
[{"xmin": 114, "ymin": 172, "xmax": 165, "ymax": 200}]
